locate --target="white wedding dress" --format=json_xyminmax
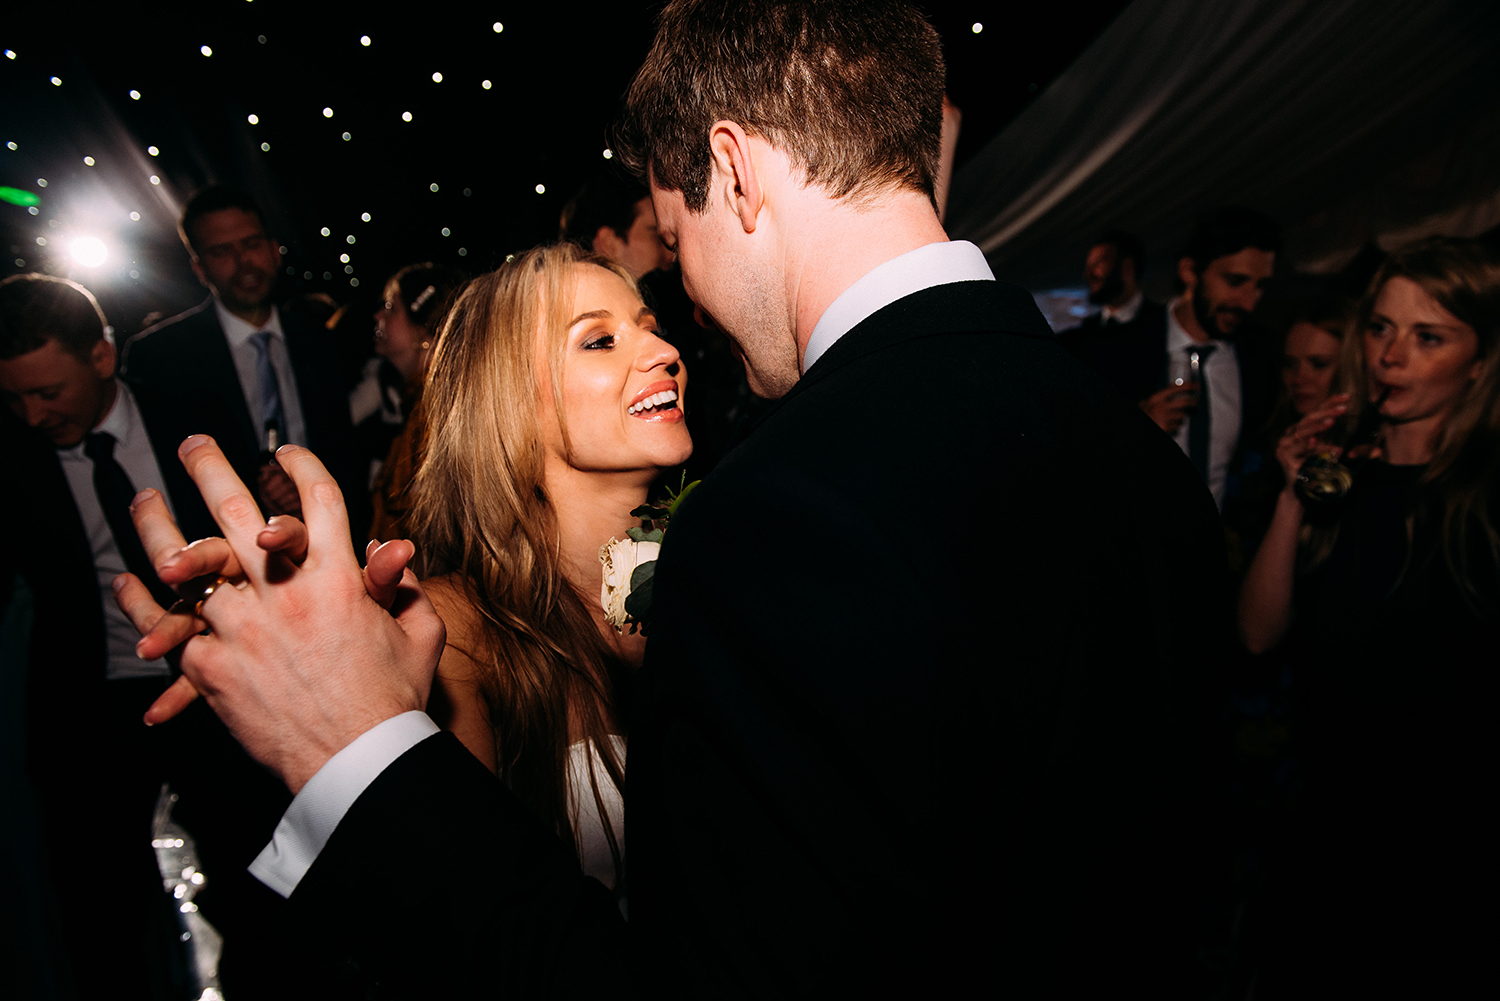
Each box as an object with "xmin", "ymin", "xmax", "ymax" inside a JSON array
[{"xmin": 567, "ymin": 735, "xmax": 626, "ymax": 891}]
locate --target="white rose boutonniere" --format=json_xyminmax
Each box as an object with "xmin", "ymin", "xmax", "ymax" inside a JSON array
[
  {"xmin": 597, "ymin": 475, "xmax": 699, "ymax": 634},
  {"xmin": 599, "ymin": 536, "xmax": 660, "ymax": 633}
]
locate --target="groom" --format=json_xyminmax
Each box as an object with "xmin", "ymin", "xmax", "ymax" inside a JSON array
[{"xmin": 126, "ymin": 1, "xmax": 1226, "ymax": 995}]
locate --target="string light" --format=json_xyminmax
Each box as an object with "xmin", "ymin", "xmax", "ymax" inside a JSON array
[
  {"xmin": 130, "ymin": 212, "xmax": 141, "ymax": 221},
  {"xmin": 482, "ymin": 80, "xmax": 492, "ymax": 90},
  {"xmin": 342, "ymin": 132, "xmax": 351, "ymax": 141},
  {"xmin": 430, "ymin": 183, "xmax": 439, "ymax": 192},
  {"xmin": 323, "ymin": 107, "xmax": 334, "ymax": 117},
  {"xmin": 402, "ymin": 111, "xmax": 413, "ymax": 122},
  {"xmin": 50, "ymin": 76, "xmax": 62, "ymax": 86},
  {"xmin": 972, "ymin": 22, "xmax": 983, "ymax": 33},
  {"xmin": 83, "ymin": 156, "xmax": 95, "ymax": 166},
  {"xmin": 248, "ymin": 114, "xmax": 259, "ymax": 124},
  {"xmin": 260, "ymin": 142, "xmax": 270, "ymax": 151},
  {"xmin": 603, "ymin": 149, "xmax": 613, "ymax": 159},
  {"xmin": 535, "ymin": 184, "xmax": 545, "ymax": 194},
  {"xmin": 130, "ymin": 89, "xmax": 141, "ymax": 100},
  {"xmin": 320, "ymin": 227, "xmax": 331, "ymax": 236},
  {"xmin": 200, "ymin": 45, "xmax": 213, "ymax": 57},
  {"xmin": 147, "ymin": 146, "xmax": 159, "ymax": 156},
  {"xmin": 361, "ymin": 212, "xmax": 371, "ymax": 221},
  {"xmin": 492, "ymin": 22, "xmax": 503, "ymax": 32},
  {"xmin": 360, "ymin": 35, "xmax": 371, "ymax": 46},
  {"xmin": 431, "ymin": 72, "xmax": 443, "ymax": 83},
  {"xmin": 150, "ymin": 175, "xmax": 161, "ymax": 184}
]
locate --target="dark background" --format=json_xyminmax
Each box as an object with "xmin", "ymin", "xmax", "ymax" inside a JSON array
[{"xmin": 1, "ymin": 1, "xmax": 1130, "ymax": 338}]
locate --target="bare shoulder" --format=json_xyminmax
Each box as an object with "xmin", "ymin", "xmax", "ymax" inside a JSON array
[{"xmin": 423, "ymin": 573, "xmax": 498, "ymax": 772}]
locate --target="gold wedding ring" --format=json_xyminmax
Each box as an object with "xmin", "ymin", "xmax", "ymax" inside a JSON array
[{"xmin": 170, "ymin": 573, "xmax": 233, "ymax": 618}]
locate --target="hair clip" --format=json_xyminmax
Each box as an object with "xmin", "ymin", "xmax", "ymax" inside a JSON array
[{"xmin": 410, "ymin": 284, "xmax": 438, "ymax": 312}]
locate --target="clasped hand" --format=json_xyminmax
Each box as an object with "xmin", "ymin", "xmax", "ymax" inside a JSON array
[{"xmin": 113, "ymin": 434, "xmax": 445, "ymax": 794}]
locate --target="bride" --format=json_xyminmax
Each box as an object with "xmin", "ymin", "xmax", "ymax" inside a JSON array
[
  {"xmin": 412, "ymin": 242, "xmax": 689, "ymax": 889},
  {"xmin": 125, "ymin": 242, "xmax": 690, "ymax": 894}
]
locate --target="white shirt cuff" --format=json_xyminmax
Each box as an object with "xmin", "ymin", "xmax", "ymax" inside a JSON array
[{"xmin": 249, "ymin": 711, "xmax": 440, "ymax": 898}]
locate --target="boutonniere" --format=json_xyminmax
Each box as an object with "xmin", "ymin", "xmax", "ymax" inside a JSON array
[{"xmin": 598, "ymin": 476, "xmax": 700, "ymax": 634}]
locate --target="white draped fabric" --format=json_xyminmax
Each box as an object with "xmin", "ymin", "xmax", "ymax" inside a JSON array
[{"xmin": 945, "ymin": 0, "xmax": 1500, "ymax": 292}]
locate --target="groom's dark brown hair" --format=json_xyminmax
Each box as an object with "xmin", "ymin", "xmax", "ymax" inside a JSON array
[{"xmin": 614, "ymin": 0, "xmax": 946, "ymax": 213}]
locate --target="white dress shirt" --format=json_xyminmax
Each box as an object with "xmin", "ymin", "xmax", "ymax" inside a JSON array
[
  {"xmin": 1165, "ymin": 297, "xmax": 1241, "ymax": 509},
  {"xmin": 214, "ymin": 300, "xmax": 308, "ymax": 448},
  {"xmin": 801, "ymin": 240, "xmax": 995, "ymax": 373},
  {"xmin": 250, "ymin": 239, "xmax": 997, "ymax": 898},
  {"xmin": 1098, "ymin": 289, "xmax": 1144, "ymax": 325},
  {"xmin": 56, "ymin": 381, "xmax": 175, "ymax": 680}
]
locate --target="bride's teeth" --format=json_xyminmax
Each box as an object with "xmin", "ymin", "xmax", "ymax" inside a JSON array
[{"xmin": 629, "ymin": 387, "xmax": 678, "ymax": 415}]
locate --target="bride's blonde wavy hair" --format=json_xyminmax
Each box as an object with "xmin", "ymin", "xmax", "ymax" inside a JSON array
[{"xmin": 408, "ymin": 243, "xmax": 633, "ymax": 878}]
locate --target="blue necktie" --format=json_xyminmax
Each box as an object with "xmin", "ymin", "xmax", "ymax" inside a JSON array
[{"xmin": 250, "ymin": 330, "xmax": 287, "ymax": 449}]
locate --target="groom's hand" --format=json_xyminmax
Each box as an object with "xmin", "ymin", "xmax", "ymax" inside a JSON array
[{"xmin": 132, "ymin": 435, "xmax": 444, "ymax": 793}]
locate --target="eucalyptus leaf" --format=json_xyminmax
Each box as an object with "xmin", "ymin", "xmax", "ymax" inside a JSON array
[
  {"xmin": 626, "ymin": 527, "xmax": 648, "ymax": 542},
  {"xmin": 641, "ymin": 528, "xmax": 664, "ymax": 543},
  {"xmin": 624, "ymin": 560, "xmax": 655, "ymax": 621}
]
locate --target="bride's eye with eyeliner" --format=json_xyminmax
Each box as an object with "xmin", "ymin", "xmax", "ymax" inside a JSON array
[{"xmin": 583, "ymin": 333, "xmax": 616, "ymax": 350}]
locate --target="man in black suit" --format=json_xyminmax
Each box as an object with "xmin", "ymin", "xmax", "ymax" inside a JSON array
[
  {"xmin": 117, "ymin": 2, "xmax": 1226, "ymax": 996},
  {"xmin": 121, "ymin": 185, "xmax": 367, "ymax": 535},
  {"xmin": 0, "ymin": 274, "xmax": 221, "ymax": 998},
  {"xmin": 1059, "ymin": 228, "xmax": 1167, "ymax": 360},
  {"xmin": 1064, "ymin": 209, "xmax": 1280, "ymax": 511}
]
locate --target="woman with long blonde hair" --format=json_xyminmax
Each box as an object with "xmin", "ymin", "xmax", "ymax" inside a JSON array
[
  {"xmin": 411, "ymin": 242, "xmax": 690, "ymax": 891},
  {"xmin": 1237, "ymin": 236, "xmax": 1499, "ymax": 995}
]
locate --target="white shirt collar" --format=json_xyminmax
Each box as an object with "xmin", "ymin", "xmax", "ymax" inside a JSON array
[
  {"xmin": 801, "ymin": 240, "xmax": 994, "ymax": 374},
  {"xmin": 95, "ymin": 377, "xmax": 140, "ymax": 444},
  {"xmin": 1100, "ymin": 289, "xmax": 1144, "ymax": 325},
  {"xmin": 214, "ymin": 298, "xmax": 284, "ymax": 346},
  {"xmin": 1165, "ymin": 296, "xmax": 1228, "ymax": 353}
]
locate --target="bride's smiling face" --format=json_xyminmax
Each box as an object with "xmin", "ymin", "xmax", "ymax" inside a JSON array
[{"xmin": 538, "ymin": 263, "xmax": 691, "ymax": 474}]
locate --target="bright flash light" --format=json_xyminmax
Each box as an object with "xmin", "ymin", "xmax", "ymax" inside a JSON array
[{"xmin": 71, "ymin": 237, "xmax": 108, "ymax": 267}]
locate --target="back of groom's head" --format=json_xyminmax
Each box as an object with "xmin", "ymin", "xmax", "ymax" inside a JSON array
[{"xmin": 615, "ymin": 0, "xmax": 946, "ymax": 213}]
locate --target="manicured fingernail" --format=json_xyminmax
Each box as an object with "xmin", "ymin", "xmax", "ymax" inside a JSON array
[{"xmin": 181, "ymin": 435, "xmax": 209, "ymax": 455}]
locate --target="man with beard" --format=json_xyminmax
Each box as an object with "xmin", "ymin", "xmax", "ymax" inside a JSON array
[
  {"xmin": 1059, "ymin": 228, "xmax": 1165, "ymax": 368},
  {"xmin": 1070, "ymin": 208, "xmax": 1279, "ymax": 510},
  {"xmin": 122, "ymin": 186, "xmax": 364, "ymax": 527}
]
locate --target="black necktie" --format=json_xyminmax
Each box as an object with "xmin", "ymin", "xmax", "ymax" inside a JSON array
[
  {"xmin": 83, "ymin": 431, "xmax": 175, "ymax": 607},
  {"xmin": 1187, "ymin": 344, "xmax": 1216, "ymax": 482}
]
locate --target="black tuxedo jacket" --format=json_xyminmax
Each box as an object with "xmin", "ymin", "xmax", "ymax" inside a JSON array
[
  {"xmin": 270, "ymin": 280, "xmax": 1227, "ymax": 998},
  {"xmin": 2, "ymin": 395, "xmax": 222, "ymax": 995},
  {"xmin": 121, "ymin": 299, "xmax": 368, "ymax": 534}
]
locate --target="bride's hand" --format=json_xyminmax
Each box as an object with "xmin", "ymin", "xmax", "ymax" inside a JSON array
[{"xmin": 116, "ymin": 480, "xmax": 418, "ymax": 724}]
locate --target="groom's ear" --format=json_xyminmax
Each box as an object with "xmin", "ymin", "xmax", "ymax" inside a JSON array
[{"xmin": 707, "ymin": 120, "xmax": 762, "ymax": 235}]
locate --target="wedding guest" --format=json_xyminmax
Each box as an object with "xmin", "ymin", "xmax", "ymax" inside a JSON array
[
  {"xmin": 360, "ymin": 263, "xmax": 464, "ymax": 541},
  {"xmin": 121, "ymin": 185, "xmax": 367, "ymax": 532},
  {"xmin": 1070, "ymin": 208, "xmax": 1281, "ymax": 511},
  {"xmin": 1238, "ymin": 236, "xmax": 1499, "ymax": 997},
  {"xmin": 560, "ymin": 171, "xmax": 675, "ymax": 280},
  {"xmin": 1059, "ymin": 228, "xmax": 1167, "ymax": 356},
  {"xmin": 0, "ymin": 274, "xmax": 201, "ymax": 999}
]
